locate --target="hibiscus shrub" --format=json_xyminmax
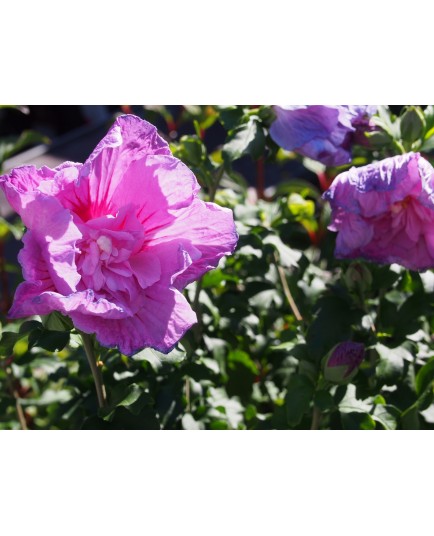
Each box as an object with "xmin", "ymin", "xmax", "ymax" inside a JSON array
[{"xmin": 1, "ymin": 104, "xmax": 434, "ymax": 430}]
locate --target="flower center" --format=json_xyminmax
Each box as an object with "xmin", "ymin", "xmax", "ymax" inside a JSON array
[
  {"xmin": 390, "ymin": 196, "xmax": 410, "ymax": 215},
  {"xmin": 74, "ymin": 207, "xmax": 150, "ymax": 297},
  {"xmin": 96, "ymin": 235, "xmax": 113, "ymax": 254}
]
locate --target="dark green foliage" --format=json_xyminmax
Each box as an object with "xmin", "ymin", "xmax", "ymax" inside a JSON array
[{"xmin": 2, "ymin": 105, "xmax": 434, "ymax": 429}]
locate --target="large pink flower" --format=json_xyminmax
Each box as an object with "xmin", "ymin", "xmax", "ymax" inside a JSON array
[
  {"xmin": 0, "ymin": 115, "xmax": 238, "ymax": 355},
  {"xmin": 323, "ymin": 152, "xmax": 434, "ymax": 271}
]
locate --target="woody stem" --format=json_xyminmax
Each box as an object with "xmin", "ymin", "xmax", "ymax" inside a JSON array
[{"xmin": 81, "ymin": 333, "xmax": 107, "ymax": 409}]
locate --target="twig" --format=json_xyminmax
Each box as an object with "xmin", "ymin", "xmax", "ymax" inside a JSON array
[
  {"xmin": 275, "ymin": 255, "xmax": 303, "ymax": 322},
  {"xmin": 311, "ymin": 406, "xmax": 322, "ymax": 430},
  {"xmin": 3, "ymin": 362, "xmax": 27, "ymax": 430}
]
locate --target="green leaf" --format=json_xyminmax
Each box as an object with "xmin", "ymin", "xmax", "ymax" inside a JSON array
[
  {"xmin": 0, "ymin": 321, "xmax": 42, "ymax": 355},
  {"xmin": 400, "ymin": 106, "xmax": 425, "ymax": 144},
  {"xmin": 306, "ymin": 296, "xmax": 360, "ymax": 363},
  {"xmin": 263, "ymin": 234, "xmax": 301, "ymax": 267},
  {"xmin": 339, "ymin": 384, "xmax": 373, "ymax": 413},
  {"xmin": 41, "ymin": 311, "xmax": 73, "ymax": 332},
  {"xmin": 218, "ymin": 106, "xmax": 245, "ymax": 131},
  {"xmin": 100, "ymin": 384, "xmax": 154, "ymax": 421},
  {"xmin": 179, "ymin": 135, "xmax": 206, "ymax": 166},
  {"xmin": 0, "ymin": 331, "xmax": 24, "ymax": 355},
  {"xmin": 415, "ymin": 357, "xmax": 434, "ymax": 396},
  {"xmin": 228, "ymin": 350, "xmax": 259, "ymax": 375},
  {"xmin": 131, "ymin": 345, "xmax": 186, "ymax": 369},
  {"xmin": 210, "ymin": 420, "xmax": 229, "ymax": 430},
  {"xmin": 285, "ymin": 374, "xmax": 315, "ymax": 427},
  {"xmin": 375, "ymin": 343, "xmax": 409, "ymax": 385},
  {"xmin": 341, "ymin": 412, "xmax": 376, "ymax": 430},
  {"xmin": 401, "ymin": 405, "xmax": 420, "ymax": 430},
  {"xmin": 421, "ymin": 134, "xmax": 434, "ymax": 152},
  {"xmin": 222, "ymin": 117, "xmax": 266, "ymax": 162},
  {"xmin": 372, "ymin": 405, "xmax": 398, "ymax": 430},
  {"xmin": 182, "ymin": 413, "xmax": 204, "ymax": 430},
  {"xmin": 28, "ymin": 328, "xmax": 70, "ymax": 352},
  {"xmin": 424, "ymin": 105, "xmax": 434, "ymax": 130},
  {"xmin": 364, "ymin": 129, "xmax": 393, "ymax": 147}
]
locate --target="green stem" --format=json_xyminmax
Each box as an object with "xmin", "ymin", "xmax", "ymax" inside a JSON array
[
  {"xmin": 392, "ymin": 139, "xmax": 406, "ymax": 155},
  {"xmin": 81, "ymin": 334, "xmax": 107, "ymax": 409}
]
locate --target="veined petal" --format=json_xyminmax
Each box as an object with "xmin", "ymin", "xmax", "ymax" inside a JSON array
[
  {"xmin": 147, "ymin": 198, "xmax": 238, "ymax": 288},
  {"xmin": 70, "ymin": 286, "xmax": 197, "ymax": 356}
]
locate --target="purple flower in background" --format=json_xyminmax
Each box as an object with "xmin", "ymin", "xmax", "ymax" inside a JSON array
[
  {"xmin": 0, "ymin": 115, "xmax": 238, "ymax": 355},
  {"xmin": 323, "ymin": 152, "xmax": 434, "ymax": 271},
  {"xmin": 323, "ymin": 341, "xmax": 365, "ymax": 383},
  {"xmin": 269, "ymin": 105, "xmax": 377, "ymax": 167}
]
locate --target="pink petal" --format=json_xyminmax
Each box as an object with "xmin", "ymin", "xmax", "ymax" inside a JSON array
[
  {"xmin": 9, "ymin": 285, "xmax": 130, "ymax": 320},
  {"xmin": 70, "ymin": 286, "xmax": 197, "ymax": 356},
  {"xmin": 83, "ymin": 115, "xmax": 171, "ymax": 218},
  {"xmin": 149, "ymin": 198, "xmax": 238, "ymax": 289}
]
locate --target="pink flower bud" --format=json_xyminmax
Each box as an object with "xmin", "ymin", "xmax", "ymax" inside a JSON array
[{"xmin": 323, "ymin": 341, "xmax": 365, "ymax": 384}]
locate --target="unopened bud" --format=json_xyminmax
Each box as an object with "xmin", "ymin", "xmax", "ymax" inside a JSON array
[
  {"xmin": 400, "ymin": 106, "xmax": 425, "ymax": 144},
  {"xmin": 344, "ymin": 262, "xmax": 372, "ymax": 294},
  {"xmin": 323, "ymin": 341, "xmax": 365, "ymax": 384}
]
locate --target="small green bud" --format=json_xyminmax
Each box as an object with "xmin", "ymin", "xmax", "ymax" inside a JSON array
[
  {"xmin": 344, "ymin": 262, "xmax": 372, "ymax": 294},
  {"xmin": 400, "ymin": 106, "xmax": 426, "ymax": 144}
]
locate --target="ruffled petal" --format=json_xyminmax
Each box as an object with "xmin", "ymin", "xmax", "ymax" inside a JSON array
[
  {"xmin": 110, "ymin": 155, "xmax": 200, "ymax": 226},
  {"xmin": 324, "ymin": 153, "xmax": 432, "ymax": 218},
  {"xmin": 9, "ymin": 284, "xmax": 130, "ymax": 320},
  {"xmin": 324, "ymin": 152, "xmax": 434, "ymax": 271},
  {"xmin": 270, "ymin": 105, "xmax": 342, "ymax": 151},
  {"xmin": 82, "ymin": 115, "xmax": 171, "ymax": 218},
  {"xmin": 0, "ymin": 165, "xmax": 56, "ymax": 214},
  {"xmin": 16, "ymin": 194, "xmax": 82, "ymax": 294},
  {"xmin": 69, "ymin": 285, "xmax": 197, "ymax": 356},
  {"xmin": 147, "ymin": 198, "xmax": 238, "ymax": 289}
]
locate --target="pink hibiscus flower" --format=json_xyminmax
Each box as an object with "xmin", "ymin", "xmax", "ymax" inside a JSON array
[
  {"xmin": 0, "ymin": 115, "xmax": 238, "ymax": 355},
  {"xmin": 323, "ymin": 152, "xmax": 434, "ymax": 271}
]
